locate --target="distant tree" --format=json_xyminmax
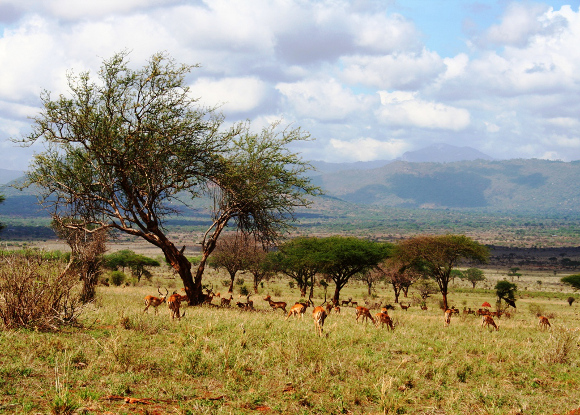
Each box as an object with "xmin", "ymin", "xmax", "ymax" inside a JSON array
[
  {"xmin": 450, "ymin": 269, "xmax": 463, "ymax": 284},
  {"xmin": 244, "ymin": 240, "xmax": 274, "ymax": 294},
  {"xmin": 317, "ymin": 236, "xmax": 393, "ymax": 304},
  {"xmin": 561, "ymin": 274, "xmax": 580, "ymax": 291},
  {"xmin": 508, "ymin": 267, "xmax": 522, "ymax": 281},
  {"xmin": 461, "ymin": 267, "xmax": 486, "ymax": 289},
  {"xmin": 104, "ymin": 250, "xmax": 160, "ymax": 282},
  {"xmin": 210, "ymin": 233, "xmax": 251, "ymax": 293},
  {"xmin": 414, "ymin": 277, "xmax": 439, "ymax": 300},
  {"xmin": 356, "ymin": 267, "xmax": 385, "ymax": 296},
  {"xmin": 495, "ymin": 280, "xmax": 517, "ymax": 308},
  {"xmin": 394, "ymin": 234, "xmax": 489, "ymax": 310},
  {"xmin": 378, "ymin": 257, "xmax": 419, "ymax": 303},
  {"xmin": 267, "ymin": 237, "xmax": 322, "ymax": 297},
  {"xmin": 22, "ymin": 52, "xmax": 319, "ymax": 304}
]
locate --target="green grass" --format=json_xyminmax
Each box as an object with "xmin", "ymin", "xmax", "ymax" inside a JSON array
[{"xmin": 1, "ymin": 280, "xmax": 580, "ymax": 414}]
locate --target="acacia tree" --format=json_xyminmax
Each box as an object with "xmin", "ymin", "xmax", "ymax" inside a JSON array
[
  {"xmin": 561, "ymin": 274, "xmax": 580, "ymax": 290},
  {"xmin": 22, "ymin": 52, "xmax": 318, "ymax": 304},
  {"xmin": 267, "ymin": 237, "xmax": 322, "ymax": 297},
  {"xmin": 317, "ymin": 236, "xmax": 392, "ymax": 304},
  {"xmin": 395, "ymin": 234, "xmax": 489, "ymax": 310},
  {"xmin": 461, "ymin": 267, "xmax": 486, "ymax": 289},
  {"xmin": 378, "ymin": 258, "xmax": 418, "ymax": 303}
]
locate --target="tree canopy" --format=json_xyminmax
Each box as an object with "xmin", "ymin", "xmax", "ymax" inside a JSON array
[
  {"xmin": 561, "ymin": 274, "xmax": 580, "ymax": 291},
  {"xmin": 22, "ymin": 51, "xmax": 319, "ymax": 304},
  {"xmin": 495, "ymin": 280, "xmax": 517, "ymax": 308},
  {"xmin": 394, "ymin": 234, "xmax": 489, "ymax": 310}
]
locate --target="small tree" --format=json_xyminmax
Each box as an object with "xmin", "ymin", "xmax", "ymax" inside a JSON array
[
  {"xmin": 356, "ymin": 268, "xmax": 385, "ymax": 296},
  {"xmin": 508, "ymin": 267, "xmax": 522, "ymax": 281},
  {"xmin": 461, "ymin": 268, "xmax": 486, "ymax": 289},
  {"xmin": 561, "ymin": 274, "xmax": 580, "ymax": 290},
  {"xmin": 378, "ymin": 257, "xmax": 418, "ymax": 304},
  {"xmin": 495, "ymin": 280, "xmax": 517, "ymax": 308},
  {"xmin": 414, "ymin": 277, "xmax": 439, "ymax": 300},
  {"xmin": 210, "ymin": 233, "xmax": 251, "ymax": 293},
  {"xmin": 317, "ymin": 236, "xmax": 393, "ymax": 304},
  {"xmin": 395, "ymin": 234, "xmax": 489, "ymax": 310},
  {"xmin": 244, "ymin": 242, "xmax": 273, "ymax": 294}
]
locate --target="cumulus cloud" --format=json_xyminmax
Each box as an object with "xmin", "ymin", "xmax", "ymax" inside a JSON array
[
  {"xmin": 191, "ymin": 77, "xmax": 268, "ymax": 114},
  {"xmin": 377, "ymin": 91, "xmax": 470, "ymax": 131},
  {"xmin": 328, "ymin": 137, "xmax": 409, "ymax": 161}
]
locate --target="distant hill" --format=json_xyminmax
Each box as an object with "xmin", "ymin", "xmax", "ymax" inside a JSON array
[
  {"xmin": 0, "ymin": 169, "xmax": 24, "ymax": 185},
  {"xmin": 311, "ymin": 159, "xmax": 580, "ymax": 211},
  {"xmin": 398, "ymin": 143, "xmax": 494, "ymax": 163}
]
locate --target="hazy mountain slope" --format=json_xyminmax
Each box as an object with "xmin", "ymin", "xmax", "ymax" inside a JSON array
[{"xmin": 312, "ymin": 159, "xmax": 580, "ymax": 211}]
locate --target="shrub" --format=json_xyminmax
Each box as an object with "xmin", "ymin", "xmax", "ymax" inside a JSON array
[
  {"xmin": 528, "ymin": 303, "xmax": 544, "ymax": 317},
  {"xmin": 239, "ymin": 285, "xmax": 249, "ymax": 296},
  {"xmin": 235, "ymin": 277, "xmax": 245, "ymax": 286},
  {"xmin": 0, "ymin": 252, "xmax": 82, "ymax": 330},
  {"xmin": 110, "ymin": 271, "xmax": 126, "ymax": 286}
]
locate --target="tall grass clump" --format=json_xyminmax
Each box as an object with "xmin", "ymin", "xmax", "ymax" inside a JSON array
[{"xmin": 0, "ymin": 251, "xmax": 82, "ymax": 330}]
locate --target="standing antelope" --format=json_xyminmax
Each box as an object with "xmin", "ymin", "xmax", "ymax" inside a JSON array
[
  {"xmin": 444, "ymin": 309, "xmax": 452, "ymax": 327},
  {"xmin": 221, "ymin": 295, "xmax": 233, "ymax": 307},
  {"xmin": 286, "ymin": 302, "xmax": 308, "ymax": 320},
  {"xmin": 167, "ymin": 293, "xmax": 184, "ymax": 320},
  {"xmin": 263, "ymin": 295, "xmax": 287, "ymax": 313},
  {"xmin": 355, "ymin": 306, "xmax": 376, "ymax": 324},
  {"xmin": 143, "ymin": 288, "xmax": 168, "ymax": 314},
  {"xmin": 482, "ymin": 315, "xmax": 499, "ymax": 330},
  {"xmin": 312, "ymin": 306, "xmax": 327, "ymax": 336},
  {"xmin": 538, "ymin": 315, "xmax": 551, "ymax": 329},
  {"xmin": 375, "ymin": 312, "xmax": 394, "ymax": 330},
  {"xmin": 399, "ymin": 303, "xmax": 410, "ymax": 311}
]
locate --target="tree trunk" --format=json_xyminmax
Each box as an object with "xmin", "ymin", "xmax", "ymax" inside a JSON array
[
  {"xmin": 332, "ymin": 285, "xmax": 341, "ymax": 305},
  {"xmin": 367, "ymin": 282, "xmax": 372, "ymax": 296}
]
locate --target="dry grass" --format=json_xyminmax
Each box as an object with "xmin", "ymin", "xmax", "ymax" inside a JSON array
[{"xmin": 1, "ymin": 275, "xmax": 580, "ymax": 414}]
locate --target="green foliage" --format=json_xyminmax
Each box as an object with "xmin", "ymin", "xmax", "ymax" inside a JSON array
[
  {"xmin": 561, "ymin": 274, "xmax": 580, "ymax": 290},
  {"xmin": 110, "ymin": 271, "xmax": 126, "ymax": 286},
  {"xmin": 461, "ymin": 267, "xmax": 486, "ymax": 288},
  {"xmin": 103, "ymin": 250, "xmax": 160, "ymax": 282},
  {"xmin": 495, "ymin": 280, "xmax": 517, "ymax": 302}
]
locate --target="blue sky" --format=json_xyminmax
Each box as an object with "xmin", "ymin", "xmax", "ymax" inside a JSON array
[{"xmin": 0, "ymin": 0, "xmax": 579, "ymax": 170}]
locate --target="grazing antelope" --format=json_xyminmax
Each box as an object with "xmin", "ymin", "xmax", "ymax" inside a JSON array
[
  {"xmin": 341, "ymin": 299, "xmax": 350, "ymax": 307},
  {"xmin": 286, "ymin": 302, "xmax": 308, "ymax": 320},
  {"xmin": 355, "ymin": 306, "xmax": 376, "ymax": 324},
  {"xmin": 444, "ymin": 309, "xmax": 452, "ymax": 327},
  {"xmin": 350, "ymin": 300, "xmax": 358, "ymax": 308},
  {"xmin": 221, "ymin": 294, "xmax": 233, "ymax": 307},
  {"xmin": 375, "ymin": 312, "xmax": 394, "ymax": 330},
  {"xmin": 263, "ymin": 295, "xmax": 287, "ymax": 313},
  {"xmin": 143, "ymin": 288, "xmax": 168, "ymax": 314},
  {"xmin": 538, "ymin": 315, "xmax": 551, "ymax": 329},
  {"xmin": 482, "ymin": 315, "xmax": 499, "ymax": 331},
  {"xmin": 312, "ymin": 306, "xmax": 327, "ymax": 336},
  {"xmin": 399, "ymin": 303, "xmax": 410, "ymax": 311},
  {"xmin": 167, "ymin": 293, "xmax": 184, "ymax": 320}
]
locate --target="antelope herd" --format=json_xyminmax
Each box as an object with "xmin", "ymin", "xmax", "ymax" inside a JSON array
[{"xmin": 142, "ymin": 289, "xmax": 564, "ymax": 336}]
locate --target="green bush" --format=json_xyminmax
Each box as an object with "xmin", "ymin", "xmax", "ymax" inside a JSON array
[{"xmin": 110, "ymin": 271, "xmax": 126, "ymax": 286}]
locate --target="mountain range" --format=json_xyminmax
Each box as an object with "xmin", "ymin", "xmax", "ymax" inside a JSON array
[{"xmin": 1, "ymin": 145, "xmax": 579, "ymax": 217}]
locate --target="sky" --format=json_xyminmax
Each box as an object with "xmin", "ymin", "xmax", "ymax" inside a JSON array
[{"xmin": 0, "ymin": 0, "xmax": 579, "ymax": 170}]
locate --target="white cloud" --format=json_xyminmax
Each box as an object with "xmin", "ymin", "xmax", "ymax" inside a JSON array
[
  {"xmin": 191, "ymin": 77, "xmax": 268, "ymax": 114},
  {"xmin": 328, "ymin": 137, "xmax": 409, "ymax": 161},
  {"xmin": 377, "ymin": 91, "xmax": 471, "ymax": 131},
  {"xmin": 276, "ymin": 78, "xmax": 373, "ymax": 121}
]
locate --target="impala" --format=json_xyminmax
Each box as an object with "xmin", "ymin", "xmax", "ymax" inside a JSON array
[
  {"xmin": 221, "ymin": 294, "xmax": 233, "ymax": 307},
  {"xmin": 399, "ymin": 303, "xmax": 410, "ymax": 311},
  {"xmin": 355, "ymin": 306, "xmax": 376, "ymax": 324},
  {"xmin": 444, "ymin": 309, "xmax": 452, "ymax": 327},
  {"xmin": 167, "ymin": 293, "xmax": 184, "ymax": 320},
  {"xmin": 286, "ymin": 302, "xmax": 308, "ymax": 320},
  {"xmin": 482, "ymin": 315, "xmax": 499, "ymax": 331},
  {"xmin": 538, "ymin": 315, "xmax": 551, "ymax": 329},
  {"xmin": 143, "ymin": 288, "xmax": 168, "ymax": 314},
  {"xmin": 375, "ymin": 312, "xmax": 394, "ymax": 330},
  {"xmin": 312, "ymin": 306, "xmax": 327, "ymax": 336},
  {"xmin": 263, "ymin": 295, "xmax": 287, "ymax": 313}
]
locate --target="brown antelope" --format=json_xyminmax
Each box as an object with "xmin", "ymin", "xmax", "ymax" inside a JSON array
[
  {"xmin": 312, "ymin": 306, "xmax": 327, "ymax": 336},
  {"xmin": 380, "ymin": 306, "xmax": 390, "ymax": 314},
  {"xmin": 399, "ymin": 303, "xmax": 410, "ymax": 311},
  {"xmin": 325, "ymin": 302, "xmax": 334, "ymax": 315},
  {"xmin": 263, "ymin": 295, "xmax": 287, "ymax": 313},
  {"xmin": 482, "ymin": 315, "xmax": 499, "ymax": 331},
  {"xmin": 221, "ymin": 294, "xmax": 233, "ymax": 307},
  {"xmin": 167, "ymin": 293, "xmax": 184, "ymax": 320},
  {"xmin": 143, "ymin": 288, "xmax": 168, "ymax": 314},
  {"xmin": 286, "ymin": 302, "xmax": 308, "ymax": 320},
  {"xmin": 421, "ymin": 304, "xmax": 428, "ymax": 311},
  {"xmin": 375, "ymin": 312, "xmax": 394, "ymax": 330},
  {"xmin": 444, "ymin": 309, "xmax": 452, "ymax": 327},
  {"xmin": 355, "ymin": 306, "xmax": 376, "ymax": 324},
  {"xmin": 538, "ymin": 315, "xmax": 551, "ymax": 329},
  {"xmin": 333, "ymin": 306, "xmax": 341, "ymax": 314},
  {"xmin": 341, "ymin": 299, "xmax": 350, "ymax": 307}
]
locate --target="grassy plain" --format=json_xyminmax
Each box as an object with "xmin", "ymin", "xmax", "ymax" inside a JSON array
[{"xmin": 1, "ymin": 265, "xmax": 580, "ymax": 415}]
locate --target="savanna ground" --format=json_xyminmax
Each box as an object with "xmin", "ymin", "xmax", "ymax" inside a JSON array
[{"xmin": 1, "ymin": 243, "xmax": 580, "ymax": 415}]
